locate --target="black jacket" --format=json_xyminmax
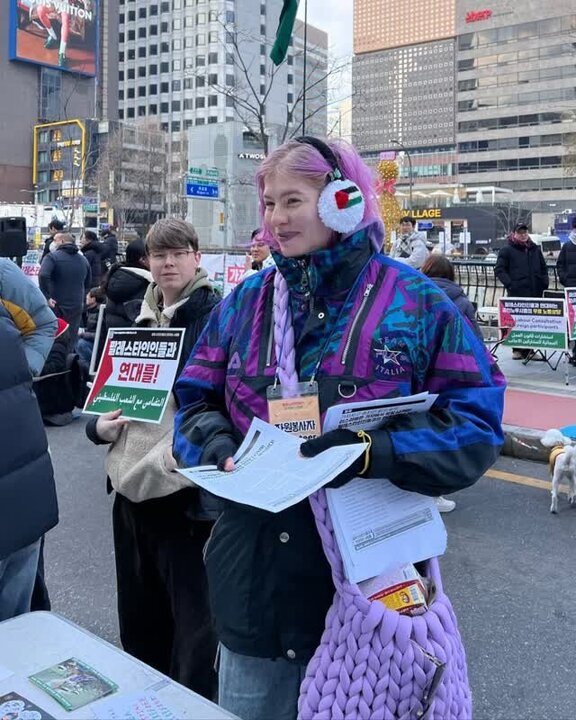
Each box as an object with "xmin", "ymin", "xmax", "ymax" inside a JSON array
[
  {"xmin": 495, "ymin": 238, "xmax": 549, "ymax": 297},
  {"xmin": 556, "ymin": 239, "xmax": 576, "ymax": 288},
  {"xmin": 95, "ymin": 265, "xmax": 152, "ymax": 365},
  {"xmin": 433, "ymin": 277, "xmax": 483, "ymax": 338},
  {"xmin": 0, "ymin": 309, "xmax": 58, "ymax": 559},
  {"xmin": 34, "ymin": 331, "xmax": 82, "ymax": 417},
  {"xmin": 82, "ymin": 303, "xmax": 101, "ymax": 341},
  {"xmin": 104, "ymin": 265, "xmax": 152, "ymax": 329},
  {"xmin": 38, "ymin": 243, "xmax": 91, "ymax": 314},
  {"xmin": 40, "ymin": 235, "xmax": 53, "ymax": 262},
  {"xmin": 82, "ymin": 240, "xmax": 104, "ymax": 288},
  {"xmin": 100, "ymin": 233, "xmax": 119, "ymax": 274}
]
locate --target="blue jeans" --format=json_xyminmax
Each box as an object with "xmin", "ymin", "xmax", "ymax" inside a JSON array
[
  {"xmin": 76, "ymin": 338, "xmax": 95, "ymax": 370},
  {"xmin": 218, "ymin": 644, "xmax": 306, "ymax": 720},
  {"xmin": 0, "ymin": 539, "xmax": 41, "ymax": 621}
]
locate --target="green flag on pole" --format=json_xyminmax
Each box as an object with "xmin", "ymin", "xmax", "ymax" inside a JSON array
[{"xmin": 270, "ymin": 0, "xmax": 299, "ymax": 66}]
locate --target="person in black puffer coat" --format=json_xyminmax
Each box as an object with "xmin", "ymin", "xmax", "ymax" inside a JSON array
[
  {"xmin": 94, "ymin": 239, "xmax": 152, "ymax": 367},
  {"xmin": 0, "ymin": 306, "xmax": 58, "ymax": 621},
  {"xmin": 103, "ymin": 239, "xmax": 152, "ymax": 328},
  {"xmin": 495, "ymin": 223, "xmax": 549, "ymax": 359},
  {"xmin": 495, "ymin": 224, "xmax": 549, "ymax": 298},
  {"xmin": 422, "ymin": 254, "xmax": 483, "ymax": 339},
  {"xmin": 80, "ymin": 230, "xmax": 104, "ymax": 288},
  {"xmin": 100, "ymin": 225, "xmax": 119, "ymax": 275},
  {"xmin": 38, "ymin": 233, "xmax": 91, "ymax": 351}
]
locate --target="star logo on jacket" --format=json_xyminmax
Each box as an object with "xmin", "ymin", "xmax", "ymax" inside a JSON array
[{"xmin": 372, "ymin": 340, "xmax": 407, "ymax": 378}]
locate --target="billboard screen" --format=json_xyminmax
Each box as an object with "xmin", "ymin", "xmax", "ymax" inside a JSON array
[{"xmin": 10, "ymin": 1, "xmax": 98, "ymax": 77}]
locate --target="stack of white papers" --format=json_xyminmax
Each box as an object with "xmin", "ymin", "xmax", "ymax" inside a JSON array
[
  {"xmin": 177, "ymin": 418, "xmax": 365, "ymax": 513},
  {"xmin": 324, "ymin": 393, "xmax": 446, "ymax": 583},
  {"xmin": 178, "ymin": 393, "xmax": 448, "ymax": 584},
  {"xmin": 326, "ymin": 478, "xmax": 447, "ymax": 583},
  {"xmin": 323, "ymin": 392, "xmax": 437, "ymax": 432}
]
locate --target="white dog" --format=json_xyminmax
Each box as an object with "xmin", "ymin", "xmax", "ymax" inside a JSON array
[{"xmin": 541, "ymin": 429, "xmax": 576, "ymax": 514}]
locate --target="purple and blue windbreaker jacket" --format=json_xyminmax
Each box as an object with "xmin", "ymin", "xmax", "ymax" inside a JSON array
[{"xmin": 173, "ymin": 224, "xmax": 506, "ymax": 661}]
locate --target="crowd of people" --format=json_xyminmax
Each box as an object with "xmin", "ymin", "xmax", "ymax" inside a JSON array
[{"xmin": 0, "ymin": 136, "xmax": 511, "ymax": 719}]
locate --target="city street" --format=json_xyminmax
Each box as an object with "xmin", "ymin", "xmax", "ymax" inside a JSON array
[{"xmin": 45, "ymin": 416, "xmax": 576, "ymax": 720}]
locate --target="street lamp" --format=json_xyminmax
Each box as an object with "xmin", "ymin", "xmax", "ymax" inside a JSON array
[
  {"xmin": 390, "ymin": 140, "xmax": 413, "ymax": 210},
  {"xmin": 19, "ymin": 188, "xmax": 38, "ymax": 205}
]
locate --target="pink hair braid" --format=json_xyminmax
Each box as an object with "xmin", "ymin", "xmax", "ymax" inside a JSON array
[{"xmin": 273, "ymin": 270, "xmax": 299, "ymax": 396}]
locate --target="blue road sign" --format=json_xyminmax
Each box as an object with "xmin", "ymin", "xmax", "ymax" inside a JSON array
[{"xmin": 185, "ymin": 180, "xmax": 219, "ymax": 199}]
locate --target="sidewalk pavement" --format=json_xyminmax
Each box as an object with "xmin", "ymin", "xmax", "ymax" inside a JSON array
[{"xmin": 493, "ymin": 344, "xmax": 576, "ymax": 462}]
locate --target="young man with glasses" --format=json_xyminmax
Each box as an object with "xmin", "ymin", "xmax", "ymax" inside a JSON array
[{"xmin": 85, "ymin": 218, "xmax": 220, "ymax": 698}]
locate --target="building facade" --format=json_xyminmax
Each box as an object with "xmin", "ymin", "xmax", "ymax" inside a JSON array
[
  {"xmin": 352, "ymin": 0, "xmax": 457, "ymax": 188},
  {"xmin": 0, "ymin": 0, "xmax": 118, "ymax": 203},
  {"xmin": 118, "ymin": 0, "xmax": 328, "ymax": 213},
  {"xmin": 185, "ymin": 121, "xmax": 289, "ymax": 250},
  {"xmin": 291, "ymin": 19, "xmax": 328, "ymax": 137},
  {"xmin": 352, "ymin": 0, "xmax": 576, "ymax": 216},
  {"xmin": 455, "ymin": 0, "xmax": 576, "ymax": 212}
]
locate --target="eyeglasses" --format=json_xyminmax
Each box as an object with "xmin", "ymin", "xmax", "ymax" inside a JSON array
[{"xmin": 149, "ymin": 249, "xmax": 197, "ymax": 262}]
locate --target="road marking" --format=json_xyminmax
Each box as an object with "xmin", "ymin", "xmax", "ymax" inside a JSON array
[{"xmin": 485, "ymin": 468, "xmax": 570, "ymax": 495}]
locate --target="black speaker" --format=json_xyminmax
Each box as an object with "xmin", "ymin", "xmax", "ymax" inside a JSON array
[{"xmin": 0, "ymin": 217, "xmax": 27, "ymax": 258}]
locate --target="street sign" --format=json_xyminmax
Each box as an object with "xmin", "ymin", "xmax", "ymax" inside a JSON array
[
  {"xmin": 185, "ymin": 179, "xmax": 219, "ymax": 199},
  {"xmin": 188, "ymin": 165, "xmax": 219, "ymax": 181}
]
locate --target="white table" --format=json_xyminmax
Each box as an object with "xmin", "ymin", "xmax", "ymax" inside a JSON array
[{"xmin": 0, "ymin": 612, "xmax": 236, "ymax": 719}]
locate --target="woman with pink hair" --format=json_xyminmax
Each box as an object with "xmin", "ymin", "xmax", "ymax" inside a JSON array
[{"xmin": 173, "ymin": 136, "xmax": 504, "ymax": 719}]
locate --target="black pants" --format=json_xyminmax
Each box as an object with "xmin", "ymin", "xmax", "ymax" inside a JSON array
[{"xmin": 112, "ymin": 491, "xmax": 217, "ymax": 699}]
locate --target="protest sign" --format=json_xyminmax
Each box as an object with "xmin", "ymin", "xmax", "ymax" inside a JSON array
[
  {"xmin": 498, "ymin": 297, "xmax": 568, "ymax": 351},
  {"xmin": 564, "ymin": 288, "xmax": 576, "ymax": 341},
  {"xmin": 83, "ymin": 328, "xmax": 185, "ymax": 423}
]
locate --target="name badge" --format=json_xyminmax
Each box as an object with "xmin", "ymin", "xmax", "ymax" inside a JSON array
[{"xmin": 267, "ymin": 381, "xmax": 321, "ymax": 439}]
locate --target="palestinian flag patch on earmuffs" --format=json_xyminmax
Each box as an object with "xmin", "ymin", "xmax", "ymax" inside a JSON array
[
  {"xmin": 318, "ymin": 178, "xmax": 366, "ymax": 234},
  {"xmin": 335, "ymin": 185, "xmax": 363, "ymax": 210}
]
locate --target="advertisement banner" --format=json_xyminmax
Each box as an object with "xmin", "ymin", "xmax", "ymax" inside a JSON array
[
  {"xmin": 83, "ymin": 328, "xmax": 185, "ymax": 424},
  {"xmin": 11, "ymin": 0, "xmax": 98, "ymax": 77},
  {"xmin": 565, "ymin": 288, "xmax": 576, "ymax": 341},
  {"xmin": 498, "ymin": 297, "xmax": 568, "ymax": 351}
]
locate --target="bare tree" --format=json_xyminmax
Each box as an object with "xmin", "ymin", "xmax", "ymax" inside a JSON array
[
  {"xmin": 562, "ymin": 130, "xmax": 576, "ymax": 176},
  {"xmin": 187, "ymin": 20, "xmax": 349, "ymax": 154},
  {"xmin": 471, "ymin": 200, "xmax": 531, "ymax": 246},
  {"xmin": 94, "ymin": 121, "xmax": 167, "ymax": 235}
]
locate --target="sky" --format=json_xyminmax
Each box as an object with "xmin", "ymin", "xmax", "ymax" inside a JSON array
[{"xmin": 296, "ymin": 0, "xmax": 354, "ymax": 59}]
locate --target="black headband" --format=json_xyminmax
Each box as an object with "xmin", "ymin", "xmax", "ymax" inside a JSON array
[{"xmin": 295, "ymin": 136, "xmax": 342, "ymax": 178}]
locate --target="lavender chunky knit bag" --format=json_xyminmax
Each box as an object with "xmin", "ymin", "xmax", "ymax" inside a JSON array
[
  {"xmin": 273, "ymin": 271, "xmax": 472, "ymax": 720},
  {"xmin": 298, "ymin": 489, "xmax": 472, "ymax": 720}
]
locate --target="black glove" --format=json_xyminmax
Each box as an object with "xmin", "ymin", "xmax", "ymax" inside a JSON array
[
  {"xmin": 300, "ymin": 429, "xmax": 368, "ymax": 488},
  {"xmin": 201, "ymin": 435, "xmax": 239, "ymax": 470}
]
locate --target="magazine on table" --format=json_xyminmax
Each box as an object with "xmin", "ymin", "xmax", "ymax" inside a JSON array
[{"xmin": 29, "ymin": 658, "xmax": 118, "ymax": 712}]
